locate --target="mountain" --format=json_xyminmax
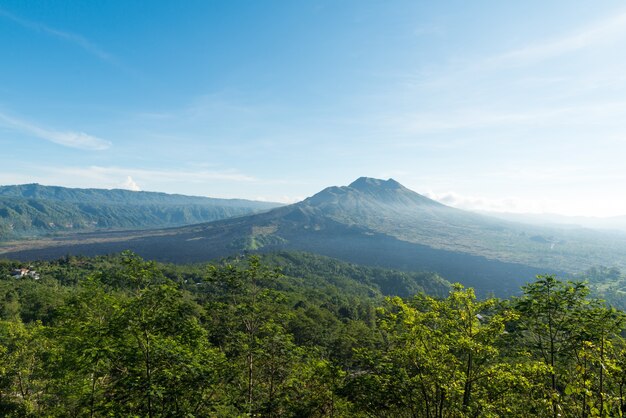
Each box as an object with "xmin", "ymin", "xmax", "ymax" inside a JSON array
[
  {"xmin": 0, "ymin": 184, "xmax": 281, "ymax": 239},
  {"xmin": 4, "ymin": 177, "xmax": 626, "ymax": 296}
]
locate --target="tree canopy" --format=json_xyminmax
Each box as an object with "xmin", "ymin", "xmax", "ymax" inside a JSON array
[{"xmin": 1, "ymin": 253, "xmax": 625, "ymax": 417}]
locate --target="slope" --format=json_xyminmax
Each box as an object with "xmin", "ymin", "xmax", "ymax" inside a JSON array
[{"xmin": 0, "ymin": 184, "xmax": 281, "ymax": 239}]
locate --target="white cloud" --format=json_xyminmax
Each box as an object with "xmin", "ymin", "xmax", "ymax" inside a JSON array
[
  {"xmin": 255, "ymin": 195, "xmax": 303, "ymax": 204},
  {"xmin": 0, "ymin": 112, "xmax": 111, "ymax": 150},
  {"xmin": 424, "ymin": 190, "xmax": 550, "ymax": 214},
  {"xmin": 120, "ymin": 176, "xmax": 141, "ymax": 191}
]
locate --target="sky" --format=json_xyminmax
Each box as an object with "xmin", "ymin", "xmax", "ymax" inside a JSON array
[{"xmin": 1, "ymin": 1, "xmax": 626, "ymax": 217}]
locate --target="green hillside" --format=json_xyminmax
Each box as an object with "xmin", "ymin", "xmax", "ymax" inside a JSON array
[
  {"xmin": 258, "ymin": 251, "xmax": 451, "ymax": 298},
  {"xmin": 0, "ymin": 183, "xmax": 278, "ymax": 206},
  {"xmin": 0, "ymin": 184, "xmax": 280, "ymax": 239}
]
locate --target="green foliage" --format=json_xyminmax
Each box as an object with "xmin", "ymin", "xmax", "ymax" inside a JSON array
[
  {"xmin": 2, "ymin": 253, "xmax": 626, "ymax": 416},
  {"xmin": 514, "ymin": 275, "xmax": 626, "ymax": 417},
  {"xmin": 350, "ymin": 285, "xmax": 539, "ymax": 417},
  {"xmin": 576, "ymin": 265, "xmax": 626, "ymax": 309},
  {"xmin": 0, "ymin": 320, "xmax": 48, "ymax": 417}
]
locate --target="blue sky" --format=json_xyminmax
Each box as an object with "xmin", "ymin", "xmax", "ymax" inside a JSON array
[{"xmin": 1, "ymin": 1, "xmax": 626, "ymax": 216}]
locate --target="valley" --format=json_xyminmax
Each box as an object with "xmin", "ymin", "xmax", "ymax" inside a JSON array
[{"xmin": 3, "ymin": 177, "xmax": 626, "ymax": 296}]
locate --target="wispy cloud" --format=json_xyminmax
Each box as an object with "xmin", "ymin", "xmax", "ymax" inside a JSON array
[
  {"xmin": 375, "ymin": 100, "xmax": 626, "ymax": 138},
  {"xmin": 0, "ymin": 112, "xmax": 111, "ymax": 150},
  {"xmin": 52, "ymin": 166, "xmax": 258, "ymax": 185},
  {"xmin": 401, "ymin": 9, "xmax": 626, "ymax": 93},
  {"xmin": 487, "ymin": 11, "xmax": 626, "ymax": 67},
  {"xmin": 0, "ymin": 7, "xmax": 114, "ymax": 63}
]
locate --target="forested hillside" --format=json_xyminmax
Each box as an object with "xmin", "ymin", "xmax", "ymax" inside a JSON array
[
  {"xmin": 0, "ymin": 184, "xmax": 280, "ymax": 239},
  {"xmin": 1, "ymin": 252, "xmax": 624, "ymax": 417}
]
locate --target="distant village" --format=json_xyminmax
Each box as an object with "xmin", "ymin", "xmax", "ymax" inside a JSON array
[{"xmin": 10, "ymin": 267, "xmax": 40, "ymax": 280}]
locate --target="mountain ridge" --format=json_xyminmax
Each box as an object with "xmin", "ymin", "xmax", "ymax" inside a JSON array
[
  {"xmin": 0, "ymin": 183, "xmax": 280, "ymax": 206},
  {"xmin": 0, "ymin": 183, "xmax": 282, "ymax": 239}
]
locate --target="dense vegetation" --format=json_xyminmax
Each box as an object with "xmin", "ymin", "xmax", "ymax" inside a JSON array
[
  {"xmin": 576, "ymin": 265, "xmax": 626, "ymax": 311},
  {"xmin": 0, "ymin": 184, "xmax": 279, "ymax": 239},
  {"xmin": 1, "ymin": 251, "xmax": 626, "ymax": 417}
]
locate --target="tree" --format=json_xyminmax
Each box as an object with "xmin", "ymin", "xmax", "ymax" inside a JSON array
[
  {"xmin": 205, "ymin": 255, "xmax": 298, "ymax": 415},
  {"xmin": 0, "ymin": 320, "xmax": 48, "ymax": 417},
  {"xmin": 352, "ymin": 284, "xmax": 527, "ymax": 417},
  {"xmin": 515, "ymin": 275, "xmax": 625, "ymax": 417},
  {"xmin": 49, "ymin": 277, "xmax": 118, "ymax": 417}
]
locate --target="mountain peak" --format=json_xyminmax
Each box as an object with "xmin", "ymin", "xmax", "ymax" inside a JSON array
[
  {"xmin": 348, "ymin": 177, "xmax": 403, "ymax": 191},
  {"xmin": 301, "ymin": 177, "xmax": 445, "ymax": 211}
]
